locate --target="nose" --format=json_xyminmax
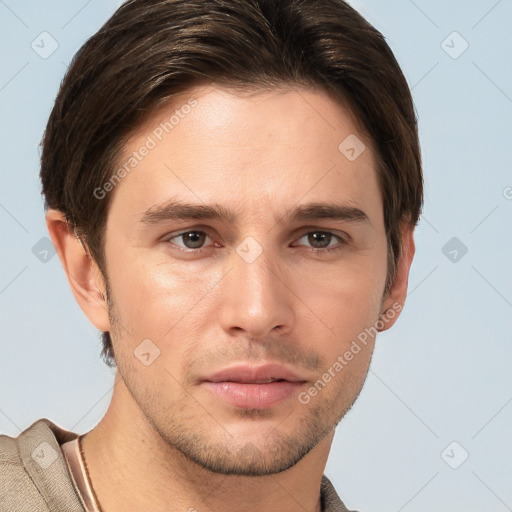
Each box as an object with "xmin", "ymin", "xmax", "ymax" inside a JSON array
[{"xmin": 217, "ymin": 241, "xmax": 295, "ymax": 341}]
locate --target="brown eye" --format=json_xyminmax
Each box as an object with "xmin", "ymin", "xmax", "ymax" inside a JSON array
[
  {"xmin": 294, "ymin": 231, "xmax": 346, "ymax": 251},
  {"xmin": 307, "ymin": 232, "xmax": 333, "ymax": 249},
  {"xmin": 168, "ymin": 231, "xmax": 211, "ymax": 250},
  {"xmin": 181, "ymin": 231, "xmax": 207, "ymax": 248}
]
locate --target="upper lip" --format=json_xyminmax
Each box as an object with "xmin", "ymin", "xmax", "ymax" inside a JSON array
[{"xmin": 204, "ymin": 364, "xmax": 306, "ymax": 384}]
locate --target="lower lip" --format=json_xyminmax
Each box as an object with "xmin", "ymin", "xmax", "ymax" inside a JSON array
[{"xmin": 204, "ymin": 381, "xmax": 304, "ymax": 409}]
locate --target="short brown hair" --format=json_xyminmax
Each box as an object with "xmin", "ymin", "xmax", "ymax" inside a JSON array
[{"xmin": 40, "ymin": 0, "xmax": 423, "ymax": 367}]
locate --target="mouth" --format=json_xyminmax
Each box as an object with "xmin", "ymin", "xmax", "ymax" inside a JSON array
[{"xmin": 202, "ymin": 364, "xmax": 307, "ymax": 409}]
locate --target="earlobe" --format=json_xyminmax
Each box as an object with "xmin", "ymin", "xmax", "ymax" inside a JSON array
[
  {"xmin": 378, "ymin": 223, "xmax": 416, "ymax": 332},
  {"xmin": 46, "ymin": 209, "xmax": 111, "ymax": 332}
]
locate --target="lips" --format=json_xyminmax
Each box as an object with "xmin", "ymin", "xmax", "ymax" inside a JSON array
[
  {"xmin": 205, "ymin": 364, "xmax": 305, "ymax": 384},
  {"xmin": 202, "ymin": 364, "xmax": 306, "ymax": 409}
]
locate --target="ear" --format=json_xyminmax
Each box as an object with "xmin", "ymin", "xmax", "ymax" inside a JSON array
[
  {"xmin": 378, "ymin": 223, "xmax": 416, "ymax": 332},
  {"xmin": 46, "ymin": 209, "xmax": 111, "ymax": 332}
]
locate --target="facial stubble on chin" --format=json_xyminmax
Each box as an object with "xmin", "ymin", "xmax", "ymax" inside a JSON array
[
  {"xmin": 121, "ymin": 378, "xmax": 361, "ymax": 477},
  {"xmin": 104, "ymin": 286, "xmax": 373, "ymax": 477}
]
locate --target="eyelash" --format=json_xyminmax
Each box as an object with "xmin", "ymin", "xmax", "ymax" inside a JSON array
[{"xmin": 163, "ymin": 229, "xmax": 349, "ymax": 254}]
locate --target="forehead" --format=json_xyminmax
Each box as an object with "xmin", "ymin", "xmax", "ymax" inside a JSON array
[{"xmin": 108, "ymin": 84, "xmax": 381, "ymax": 224}]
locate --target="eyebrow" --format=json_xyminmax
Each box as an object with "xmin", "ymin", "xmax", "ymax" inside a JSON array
[{"xmin": 140, "ymin": 200, "xmax": 370, "ymax": 225}]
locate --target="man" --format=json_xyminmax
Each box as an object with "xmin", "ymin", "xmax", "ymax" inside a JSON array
[{"xmin": 0, "ymin": 0, "xmax": 422, "ymax": 510}]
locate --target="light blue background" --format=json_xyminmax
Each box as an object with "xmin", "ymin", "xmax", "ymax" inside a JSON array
[{"xmin": 1, "ymin": 1, "xmax": 511, "ymax": 511}]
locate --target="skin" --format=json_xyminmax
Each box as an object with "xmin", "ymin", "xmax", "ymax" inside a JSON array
[{"xmin": 47, "ymin": 84, "xmax": 415, "ymax": 512}]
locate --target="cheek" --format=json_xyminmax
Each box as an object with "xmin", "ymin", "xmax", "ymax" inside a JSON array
[
  {"xmin": 296, "ymin": 253, "xmax": 386, "ymax": 341},
  {"xmin": 105, "ymin": 241, "xmax": 227, "ymax": 359},
  {"xmin": 305, "ymin": 264, "xmax": 383, "ymax": 393}
]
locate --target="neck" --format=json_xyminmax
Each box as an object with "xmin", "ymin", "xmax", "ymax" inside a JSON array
[{"xmin": 81, "ymin": 372, "xmax": 333, "ymax": 512}]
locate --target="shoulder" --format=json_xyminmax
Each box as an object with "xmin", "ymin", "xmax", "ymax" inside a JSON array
[{"xmin": 0, "ymin": 418, "xmax": 85, "ymax": 512}]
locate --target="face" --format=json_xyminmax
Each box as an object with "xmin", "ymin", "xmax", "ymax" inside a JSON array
[{"xmin": 101, "ymin": 85, "xmax": 389, "ymax": 475}]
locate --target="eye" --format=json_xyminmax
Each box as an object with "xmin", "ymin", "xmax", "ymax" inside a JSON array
[
  {"xmin": 166, "ymin": 230, "xmax": 216, "ymax": 251},
  {"xmin": 163, "ymin": 229, "xmax": 348, "ymax": 254},
  {"xmin": 293, "ymin": 231, "xmax": 348, "ymax": 252}
]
